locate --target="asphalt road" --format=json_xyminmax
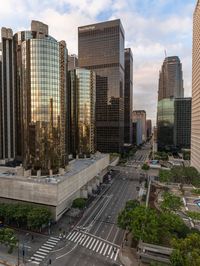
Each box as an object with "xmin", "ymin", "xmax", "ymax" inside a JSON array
[{"xmin": 50, "ymin": 170, "xmax": 140, "ymax": 266}]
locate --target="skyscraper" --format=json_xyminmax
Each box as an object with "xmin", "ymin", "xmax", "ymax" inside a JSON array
[
  {"xmin": 68, "ymin": 68, "xmax": 96, "ymax": 156},
  {"xmin": 158, "ymin": 56, "xmax": 184, "ymax": 101},
  {"xmin": 157, "ymin": 56, "xmax": 184, "ymax": 151},
  {"xmin": 191, "ymin": 1, "xmax": 200, "ymax": 171},
  {"xmin": 132, "ymin": 110, "xmax": 146, "ymax": 145},
  {"xmin": 0, "ymin": 27, "xmax": 15, "ymax": 162},
  {"xmin": 78, "ymin": 19, "xmax": 125, "ymax": 153},
  {"xmin": 68, "ymin": 54, "xmax": 78, "ymax": 71},
  {"xmin": 13, "ymin": 21, "xmax": 68, "ymax": 173},
  {"xmin": 124, "ymin": 48, "xmax": 133, "ymax": 144},
  {"xmin": 174, "ymin": 98, "xmax": 191, "ymax": 149}
]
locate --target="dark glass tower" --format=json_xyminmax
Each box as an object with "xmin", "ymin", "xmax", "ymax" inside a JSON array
[
  {"xmin": 0, "ymin": 27, "xmax": 15, "ymax": 162},
  {"xmin": 174, "ymin": 98, "xmax": 191, "ymax": 149},
  {"xmin": 78, "ymin": 19, "xmax": 125, "ymax": 153},
  {"xmin": 124, "ymin": 48, "xmax": 133, "ymax": 144},
  {"xmin": 157, "ymin": 56, "xmax": 184, "ymax": 151},
  {"xmin": 158, "ymin": 56, "xmax": 184, "ymax": 101},
  {"xmin": 68, "ymin": 68, "xmax": 96, "ymax": 156}
]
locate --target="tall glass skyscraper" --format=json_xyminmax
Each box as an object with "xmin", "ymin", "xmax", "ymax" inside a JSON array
[
  {"xmin": 78, "ymin": 19, "xmax": 125, "ymax": 153},
  {"xmin": 191, "ymin": 1, "xmax": 200, "ymax": 171},
  {"xmin": 158, "ymin": 56, "xmax": 184, "ymax": 101},
  {"xmin": 68, "ymin": 68, "xmax": 96, "ymax": 156},
  {"xmin": 157, "ymin": 56, "xmax": 184, "ymax": 151},
  {"xmin": 13, "ymin": 21, "xmax": 68, "ymax": 173},
  {"xmin": 0, "ymin": 27, "xmax": 15, "ymax": 162},
  {"xmin": 124, "ymin": 48, "xmax": 133, "ymax": 144}
]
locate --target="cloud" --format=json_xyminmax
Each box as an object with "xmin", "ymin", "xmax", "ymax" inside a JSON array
[{"xmin": 0, "ymin": 0, "xmax": 195, "ymax": 125}]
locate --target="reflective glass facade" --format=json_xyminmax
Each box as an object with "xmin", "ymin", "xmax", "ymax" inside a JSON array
[
  {"xmin": 124, "ymin": 48, "xmax": 133, "ymax": 144},
  {"xmin": 158, "ymin": 56, "xmax": 184, "ymax": 101},
  {"xmin": 69, "ymin": 68, "xmax": 96, "ymax": 156},
  {"xmin": 78, "ymin": 19, "xmax": 125, "ymax": 153},
  {"xmin": 157, "ymin": 98, "xmax": 174, "ymax": 150},
  {"xmin": 13, "ymin": 21, "xmax": 67, "ymax": 173}
]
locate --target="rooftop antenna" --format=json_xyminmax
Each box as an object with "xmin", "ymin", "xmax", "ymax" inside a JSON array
[{"xmin": 164, "ymin": 49, "xmax": 167, "ymax": 58}]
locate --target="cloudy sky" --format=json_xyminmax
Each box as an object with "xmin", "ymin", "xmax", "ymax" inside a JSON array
[{"xmin": 0, "ymin": 0, "xmax": 196, "ymax": 124}]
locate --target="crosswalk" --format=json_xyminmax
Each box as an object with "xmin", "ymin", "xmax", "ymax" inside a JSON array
[
  {"xmin": 28, "ymin": 236, "xmax": 60, "ymax": 265},
  {"xmin": 66, "ymin": 230, "xmax": 120, "ymax": 262}
]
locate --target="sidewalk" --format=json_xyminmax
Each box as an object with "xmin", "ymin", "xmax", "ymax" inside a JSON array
[{"xmin": 119, "ymin": 233, "xmax": 146, "ymax": 266}]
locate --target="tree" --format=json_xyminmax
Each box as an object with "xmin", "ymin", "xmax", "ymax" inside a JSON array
[
  {"xmin": 72, "ymin": 198, "xmax": 86, "ymax": 209},
  {"xmin": 118, "ymin": 200, "xmax": 139, "ymax": 230},
  {"xmin": 159, "ymin": 169, "xmax": 173, "ymax": 183},
  {"xmin": 130, "ymin": 206, "xmax": 160, "ymax": 244},
  {"xmin": 27, "ymin": 207, "xmax": 51, "ymax": 230},
  {"xmin": 171, "ymin": 233, "xmax": 200, "ymax": 266},
  {"xmin": 0, "ymin": 228, "xmax": 17, "ymax": 253},
  {"xmin": 160, "ymin": 192, "xmax": 183, "ymax": 212},
  {"xmin": 142, "ymin": 163, "xmax": 150, "ymax": 171},
  {"xmin": 186, "ymin": 211, "xmax": 200, "ymax": 221}
]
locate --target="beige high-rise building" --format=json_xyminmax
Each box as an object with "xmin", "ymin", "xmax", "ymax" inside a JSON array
[{"xmin": 191, "ymin": 1, "xmax": 200, "ymax": 171}]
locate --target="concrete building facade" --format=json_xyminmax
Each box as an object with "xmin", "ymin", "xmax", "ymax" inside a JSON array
[
  {"xmin": 0, "ymin": 153, "xmax": 110, "ymax": 221},
  {"xmin": 191, "ymin": 1, "xmax": 200, "ymax": 171}
]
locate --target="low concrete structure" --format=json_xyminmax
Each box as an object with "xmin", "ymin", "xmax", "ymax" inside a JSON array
[{"xmin": 0, "ymin": 153, "xmax": 109, "ymax": 220}]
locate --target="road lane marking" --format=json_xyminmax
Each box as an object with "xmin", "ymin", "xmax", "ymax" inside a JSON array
[
  {"xmin": 82, "ymin": 235, "xmax": 90, "ymax": 246},
  {"xmin": 103, "ymin": 244, "xmax": 109, "ymax": 256},
  {"xmin": 88, "ymin": 238, "xmax": 96, "ymax": 249},
  {"xmin": 34, "ymin": 254, "xmax": 45, "ymax": 259},
  {"xmin": 39, "ymin": 248, "xmax": 50, "ymax": 253},
  {"xmin": 86, "ymin": 237, "xmax": 93, "ymax": 248},
  {"xmin": 50, "ymin": 236, "xmax": 60, "ymax": 241},
  {"xmin": 70, "ymin": 231, "xmax": 79, "ymax": 241},
  {"xmin": 114, "ymin": 248, "xmax": 120, "ymax": 261},
  {"xmin": 107, "ymin": 245, "xmax": 112, "ymax": 256},
  {"xmin": 36, "ymin": 251, "xmax": 47, "ymax": 256},
  {"xmin": 110, "ymin": 250, "xmax": 115, "ymax": 259},
  {"xmin": 92, "ymin": 239, "xmax": 99, "ymax": 251},
  {"xmin": 31, "ymin": 257, "xmax": 42, "ymax": 262},
  {"xmin": 96, "ymin": 241, "xmax": 103, "ymax": 253},
  {"xmin": 43, "ymin": 243, "xmax": 54, "ymax": 248},
  {"xmin": 67, "ymin": 231, "xmax": 76, "ymax": 240},
  {"xmin": 41, "ymin": 245, "xmax": 52, "ymax": 250},
  {"xmin": 47, "ymin": 240, "xmax": 56, "ymax": 245},
  {"xmin": 74, "ymin": 232, "xmax": 82, "ymax": 242},
  {"xmin": 99, "ymin": 243, "xmax": 106, "ymax": 254}
]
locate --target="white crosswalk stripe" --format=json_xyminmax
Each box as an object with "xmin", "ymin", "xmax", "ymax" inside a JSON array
[
  {"xmin": 29, "ymin": 236, "xmax": 60, "ymax": 263},
  {"xmin": 66, "ymin": 230, "xmax": 120, "ymax": 262}
]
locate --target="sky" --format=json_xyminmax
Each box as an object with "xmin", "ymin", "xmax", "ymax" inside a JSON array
[{"xmin": 0, "ymin": 0, "xmax": 196, "ymax": 125}]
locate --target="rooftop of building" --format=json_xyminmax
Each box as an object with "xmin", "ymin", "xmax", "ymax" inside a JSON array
[
  {"xmin": 0, "ymin": 153, "xmax": 108, "ymax": 185},
  {"xmin": 78, "ymin": 19, "xmax": 124, "ymax": 34}
]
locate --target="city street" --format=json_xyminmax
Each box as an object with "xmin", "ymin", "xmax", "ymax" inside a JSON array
[
  {"xmin": 126, "ymin": 143, "xmax": 151, "ymax": 168},
  {"xmin": 28, "ymin": 170, "xmax": 140, "ymax": 266}
]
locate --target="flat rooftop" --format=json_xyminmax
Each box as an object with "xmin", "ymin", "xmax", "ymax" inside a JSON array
[{"xmin": 0, "ymin": 153, "xmax": 108, "ymax": 185}]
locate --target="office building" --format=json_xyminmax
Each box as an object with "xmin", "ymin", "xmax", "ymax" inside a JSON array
[
  {"xmin": 78, "ymin": 19, "xmax": 125, "ymax": 153},
  {"xmin": 68, "ymin": 54, "xmax": 78, "ymax": 70},
  {"xmin": 12, "ymin": 21, "xmax": 68, "ymax": 173},
  {"xmin": 0, "ymin": 28, "xmax": 15, "ymax": 162},
  {"xmin": 124, "ymin": 48, "xmax": 133, "ymax": 144},
  {"xmin": 146, "ymin": 119, "xmax": 152, "ymax": 139},
  {"xmin": 158, "ymin": 56, "xmax": 184, "ymax": 101},
  {"xmin": 157, "ymin": 98, "xmax": 174, "ymax": 150},
  {"xmin": 191, "ymin": 1, "xmax": 200, "ymax": 171},
  {"xmin": 69, "ymin": 68, "xmax": 96, "ymax": 156},
  {"xmin": 174, "ymin": 98, "xmax": 191, "ymax": 149},
  {"xmin": 132, "ymin": 110, "xmax": 146, "ymax": 145}
]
